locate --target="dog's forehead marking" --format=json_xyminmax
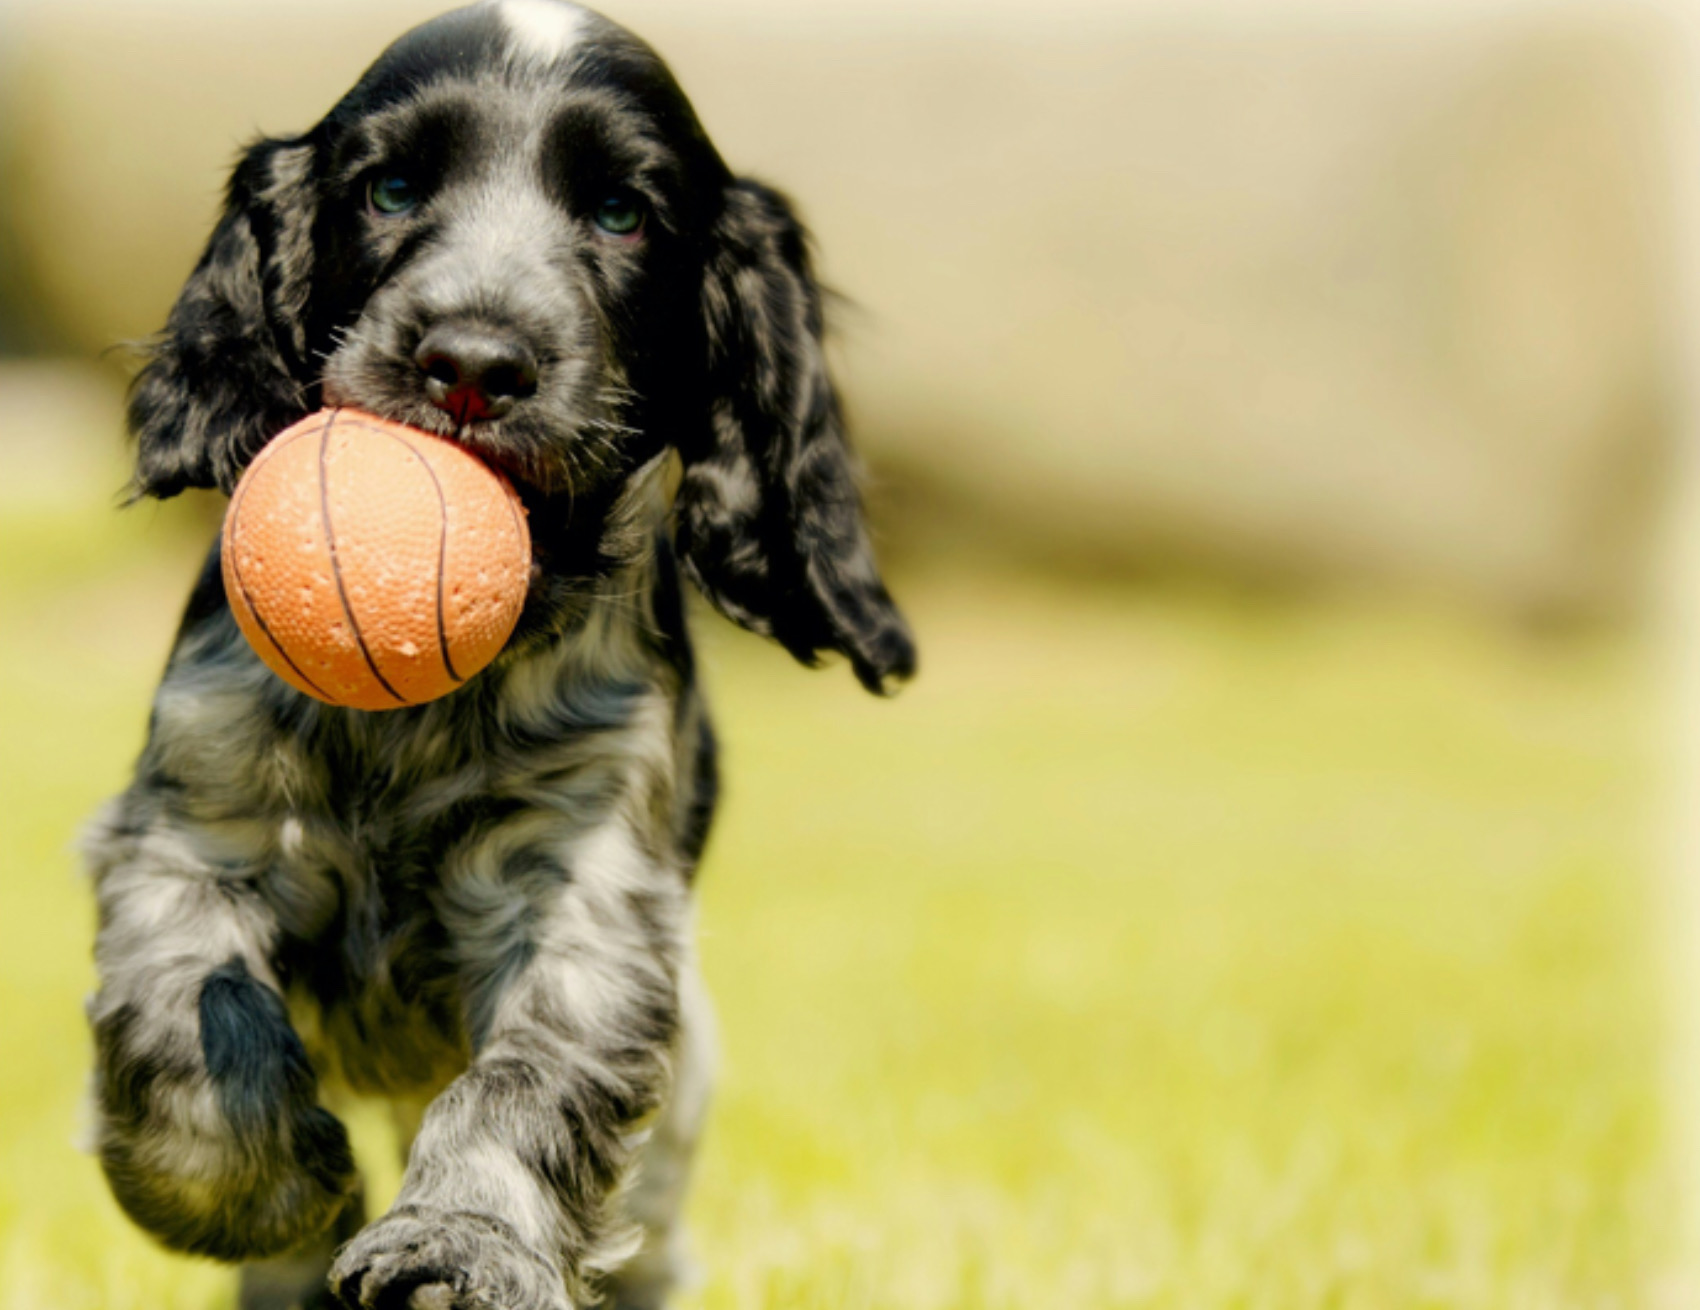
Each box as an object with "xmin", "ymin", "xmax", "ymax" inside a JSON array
[{"xmin": 496, "ymin": 0, "xmax": 587, "ymax": 63}]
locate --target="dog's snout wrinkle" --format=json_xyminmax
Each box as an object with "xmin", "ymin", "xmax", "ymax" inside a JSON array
[{"xmin": 414, "ymin": 323, "xmax": 539, "ymax": 423}]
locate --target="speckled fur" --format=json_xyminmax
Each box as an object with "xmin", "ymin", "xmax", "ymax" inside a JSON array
[{"xmin": 86, "ymin": 4, "xmax": 912, "ymax": 1307}]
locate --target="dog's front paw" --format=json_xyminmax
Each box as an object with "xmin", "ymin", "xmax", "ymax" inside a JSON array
[{"xmin": 329, "ymin": 1207, "xmax": 567, "ymax": 1310}]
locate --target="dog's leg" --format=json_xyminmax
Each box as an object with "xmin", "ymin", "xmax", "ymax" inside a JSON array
[
  {"xmin": 329, "ymin": 815, "xmax": 686, "ymax": 1310},
  {"xmin": 603, "ymin": 962, "xmax": 715, "ymax": 1310},
  {"xmin": 86, "ymin": 818, "xmax": 357, "ymax": 1263},
  {"xmin": 238, "ymin": 1188, "xmax": 366, "ymax": 1310}
]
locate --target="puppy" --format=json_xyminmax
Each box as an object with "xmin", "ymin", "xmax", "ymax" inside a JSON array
[{"xmin": 82, "ymin": 4, "xmax": 914, "ymax": 1307}]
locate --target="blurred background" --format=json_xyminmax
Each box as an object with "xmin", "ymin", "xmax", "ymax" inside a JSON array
[{"xmin": 0, "ymin": 0, "xmax": 1690, "ymax": 1305}]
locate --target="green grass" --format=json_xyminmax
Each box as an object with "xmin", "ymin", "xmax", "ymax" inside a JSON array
[{"xmin": 0, "ymin": 492, "xmax": 1675, "ymax": 1308}]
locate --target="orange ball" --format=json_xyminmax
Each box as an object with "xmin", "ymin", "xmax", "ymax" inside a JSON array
[{"xmin": 220, "ymin": 408, "xmax": 531, "ymax": 711}]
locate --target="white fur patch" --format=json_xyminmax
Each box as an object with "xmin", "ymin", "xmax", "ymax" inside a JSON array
[{"xmin": 498, "ymin": 0, "xmax": 586, "ymax": 63}]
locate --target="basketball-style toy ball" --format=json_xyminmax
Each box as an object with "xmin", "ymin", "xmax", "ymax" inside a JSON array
[{"xmin": 220, "ymin": 409, "xmax": 531, "ymax": 711}]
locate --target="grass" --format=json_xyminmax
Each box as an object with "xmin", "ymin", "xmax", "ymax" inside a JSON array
[{"xmin": 0, "ymin": 485, "xmax": 1676, "ymax": 1308}]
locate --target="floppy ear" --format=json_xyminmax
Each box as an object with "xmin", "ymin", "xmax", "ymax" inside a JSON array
[
  {"xmin": 676, "ymin": 179, "xmax": 916, "ymax": 694},
  {"xmin": 127, "ymin": 137, "xmax": 318, "ymax": 499}
]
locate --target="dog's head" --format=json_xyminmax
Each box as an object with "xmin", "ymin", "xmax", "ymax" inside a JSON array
[{"xmin": 128, "ymin": 0, "xmax": 914, "ymax": 693}]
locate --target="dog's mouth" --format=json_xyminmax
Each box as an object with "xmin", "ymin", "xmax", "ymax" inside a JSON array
[
  {"xmin": 314, "ymin": 313, "xmax": 647, "ymax": 510},
  {"xmin": 317, "ymin": 374, "xmax": 640, "ymax": 511}
]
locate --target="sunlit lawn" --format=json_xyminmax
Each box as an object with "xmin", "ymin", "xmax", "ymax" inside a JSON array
[{"xmin": 0, "ymin": 482, "xmax": 1675, "ymax": 1307}]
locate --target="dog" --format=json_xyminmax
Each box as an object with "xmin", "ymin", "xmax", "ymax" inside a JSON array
[{"xmin": 81, "ymin": 3, "xmax": 914, "ymax": 1307}]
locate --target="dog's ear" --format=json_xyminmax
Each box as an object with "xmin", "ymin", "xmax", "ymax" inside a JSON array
[
  {"xmin": 128, "ymin": 137, "xmax": 318, "ymax": 499},
  {"xmin": 675, "ymin": 179, "xmax": 916, "ymax": 694}
]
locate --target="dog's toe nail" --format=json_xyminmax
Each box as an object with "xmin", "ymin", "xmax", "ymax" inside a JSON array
[
  {"xmin": 407, "ymin": 1285, "xmax": 456, "ymax": 1310},
  {"xmin": 326, "ymin": 1269, "xmax": 357, "ymax": 1305}
]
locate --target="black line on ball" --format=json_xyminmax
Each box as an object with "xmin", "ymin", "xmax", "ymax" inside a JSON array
[
  {"xmin": 225, "ymin": 427, "xmax": 334, "ymax": 702},
  {"xmin": 374, "ymin": 428, "xmax": 464, "ymax": 686},
  {"xmin": 319, "ymin": 412, "xmax": 409, "ymax": 707}
]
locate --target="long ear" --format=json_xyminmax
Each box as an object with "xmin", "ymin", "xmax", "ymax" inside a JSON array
[
  {"xmin": 127, "ymin": 137, "xmax": 318, "ymax": 499},
  {"xmin": 676, "ymin": 179, "xmax": 916, "ymax": 694}
]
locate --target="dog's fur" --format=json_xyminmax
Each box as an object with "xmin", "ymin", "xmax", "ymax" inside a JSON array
[{"xmin": 82, "ymin": 5, "xmax": 913, "ymax": 1307}]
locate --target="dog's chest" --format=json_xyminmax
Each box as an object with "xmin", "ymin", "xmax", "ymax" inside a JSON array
[
  {"xmin": 271, "ymin": 784, "xmax": 480, "ymax": 1094},
  {"xmin": 259, "ymin": 697, "xmax": 647, "ymax": 1093}
]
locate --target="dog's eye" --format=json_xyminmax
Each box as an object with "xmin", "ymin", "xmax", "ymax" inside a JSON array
[
  {"xmin": 593, "ymin": 191, "xmax": 646, "ymax": 238},
  {"xmin": 368, "ymin": 174, "xmax": 420, "ymax": 217}
]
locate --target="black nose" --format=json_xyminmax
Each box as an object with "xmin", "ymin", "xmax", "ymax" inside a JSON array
[{"xmin": 414, "ymin": 324, "xmax": 539, "ymax": 423}]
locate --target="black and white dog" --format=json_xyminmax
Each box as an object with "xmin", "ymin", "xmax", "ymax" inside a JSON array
[{"xmin": 83, "ymin": 3, "xmax": 913, "ymax": 1307}]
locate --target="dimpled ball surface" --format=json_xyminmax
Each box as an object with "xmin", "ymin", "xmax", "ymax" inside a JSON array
[{"xmin": 221, "ymin": 408, "xmax": 531, "ymax": 711}]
